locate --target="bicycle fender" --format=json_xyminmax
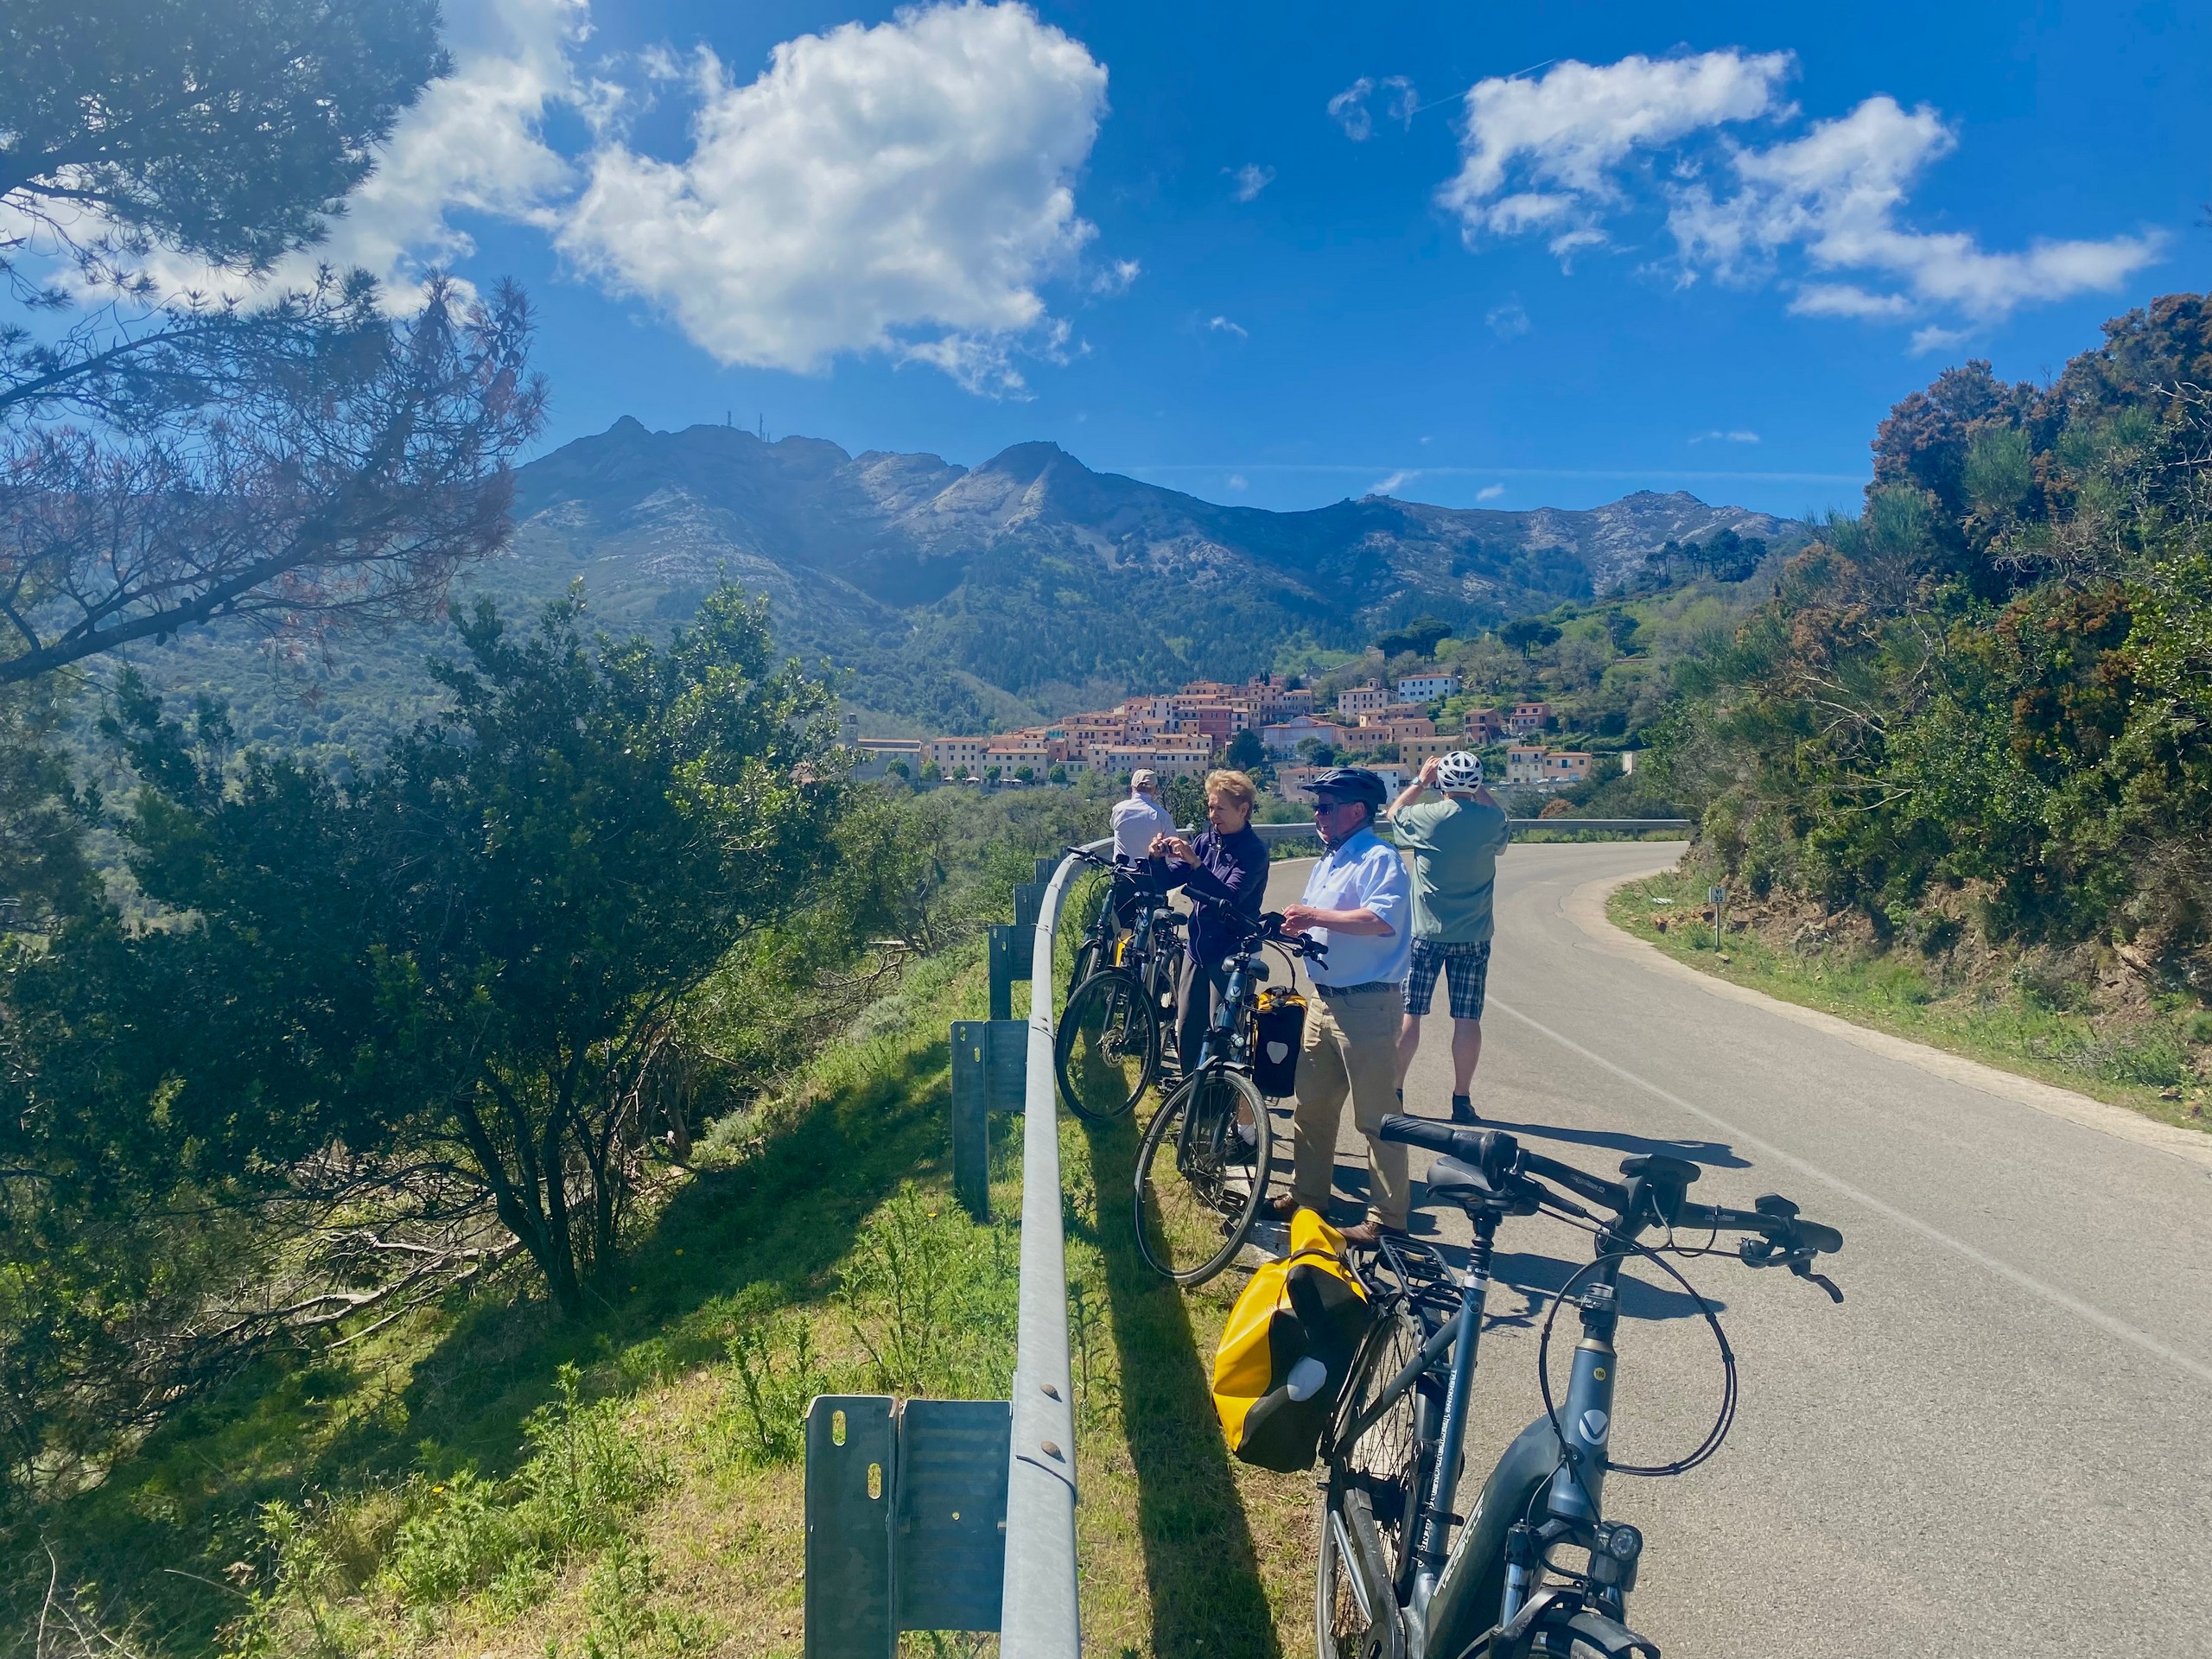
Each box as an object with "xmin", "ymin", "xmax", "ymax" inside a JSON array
[
  {"xmin": 1424, "ymin": 1415, "xmax": 1561, "ymax": 1659},
  {"xmin": 1557, "ymin": 1608, "xmax": 1661, "ymax": 1658}
]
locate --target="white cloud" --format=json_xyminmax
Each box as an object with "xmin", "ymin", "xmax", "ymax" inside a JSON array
[
  {"xmin": 1690, "ymin": 429, "xmax": 1760, "ymax": 444},
  {"xmin": 1441, "ymin": 51, "xmax": 1793, "ymax": 237},
  {"xmin": 1789, "ymin": 283, "xmax": 1914, "ymax": 319},
  {"xmin": 1484, "ymin": 298, "xmax": 1531, "ymax": 338},
  {"xmin": 561, "ymin": 2, "xmax": 1109, "ymax": 393},
  {"xmin": 1370, "ymin": 469, "xmax": 1415, "ymax": 495},
  {"xmin": 1226, "ymin": 474, "xmax": 1249, "ymax": 492},
  {"xmin": 1208, "ymin": 315, "xmax": 1249, "ymax": 338},
  {"xmin": 1438, "ymin": 50, "xmax": 2165, "ymax": 342},
  {"xmin": 1090, "ymin": 257, "xmax": 1141, "ymax": 295},
  {"xmin": 1329, "ymin": 75, "xmax": 1415, "ymax": 142},
  {"xmin": 1476, "ymin": 484, "xmax": 1506, "ymax": 500},
  {"xmin": 1910, "ymin": 324, "xmax": 1972, "ymax": 355},
  {"xmin": 1230, "ymin": 163, "xmax": 1275, "ymax": 202}
]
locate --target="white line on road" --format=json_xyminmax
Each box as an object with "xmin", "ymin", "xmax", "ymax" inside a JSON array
[{"xmin": 1490, "ymin": 996, "xmax": 2212, "ymax": 1390}]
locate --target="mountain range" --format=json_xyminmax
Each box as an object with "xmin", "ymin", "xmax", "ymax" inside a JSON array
[{"xmin": 103, "ymin": 420, "xmax": 1807, "ymax": 748}]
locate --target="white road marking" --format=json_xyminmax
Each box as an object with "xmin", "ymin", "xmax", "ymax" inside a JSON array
[{"xmin": 1490, "ymin": 996, "xmax": 2212, "ymax": 1390}]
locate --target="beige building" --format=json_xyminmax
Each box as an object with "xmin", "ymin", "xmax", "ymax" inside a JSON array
[
  {"xmin": 1338, "ymin": 680, "xmax": 1391, "ymax": 719},
  {"xmin": 1504, "ymin": 745, "xmax": 1596, "ymax": 788},
  {"xmin": 1504, "ymin": 744, "xmax": 1548, "ymax": 785},
  {"xmin": 925, "ymin": 735, "xmax": 993, "ymax": 776}
]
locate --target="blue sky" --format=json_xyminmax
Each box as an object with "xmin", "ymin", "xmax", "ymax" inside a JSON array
[{"xmin": 252, "ymin": 0, "xmax": 2212, "ymax": 518}]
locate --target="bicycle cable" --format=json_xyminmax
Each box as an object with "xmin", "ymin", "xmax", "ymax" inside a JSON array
[{"xmin": 1532, "ymin": 1217, "xmax": 1739, "ymax": 1479}]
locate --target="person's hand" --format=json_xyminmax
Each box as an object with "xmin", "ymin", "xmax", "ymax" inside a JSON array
[
  {"xmin": 1147, "ymin": 832, "xmax": 1172, "ymax": 859},
  {"xmin": 1279, "ymin": 904, "xmax": 1321, "ymax": 935},
  {"xmin": 1417, "ymin": 756, "xmax": 1440, "ymax": 787},
  {"xmin": 1161, "ymin": 835, "xmax": 1198, "ymax": 867}
]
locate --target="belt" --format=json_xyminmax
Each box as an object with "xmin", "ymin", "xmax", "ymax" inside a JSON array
[{"xmin": 1313, "ymin": 980, "xmax": 1402, "ymax": 997}]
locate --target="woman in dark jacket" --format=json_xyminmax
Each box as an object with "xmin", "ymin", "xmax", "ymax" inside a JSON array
[{"xmin": 1147, "ymin": 769, "xmax": 1269, "ymax": 1075}]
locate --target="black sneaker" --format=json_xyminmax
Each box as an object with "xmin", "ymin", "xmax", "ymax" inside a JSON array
[{"xmin": 1451, "ymin": 1094, "xmax": 1478, "ymax": 1124}]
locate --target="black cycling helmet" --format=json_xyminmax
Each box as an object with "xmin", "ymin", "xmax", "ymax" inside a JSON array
[{"xmin": 1304, "ymin": 766, "xmax": 1390, "ymax": 808}]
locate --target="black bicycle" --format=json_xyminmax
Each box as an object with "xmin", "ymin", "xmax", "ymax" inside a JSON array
[
  {"xmin": 1132, "ymin": 911, "xmax": 1325, "ymax": 1286},
  {"xmin": 1055, "ymin": 849, "xmax": 1183, "ymax": 1122},
  {"xmin": 1318, "ymin": 1116, "xmax": 1844, "ymax": 1659}
]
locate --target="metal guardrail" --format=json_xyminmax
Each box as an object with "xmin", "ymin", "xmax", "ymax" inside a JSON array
[
  {"xmin": 995, "ymin": 836, "xmax": 1108, "ymax": 1656},
  {"xmin": 1253, "ymin": 817, "xmax": 1689, "ymax": 846}
]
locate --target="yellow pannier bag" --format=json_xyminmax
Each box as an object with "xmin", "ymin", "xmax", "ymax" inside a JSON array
[{"xmin": 1211, "ymin": 1210, "xmax": 1372, "ymax": 1471}]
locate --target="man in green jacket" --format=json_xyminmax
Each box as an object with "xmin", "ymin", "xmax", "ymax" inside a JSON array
[{"xmin": 1389, "ymin": 751, "xmax": 1509, "ymax": 1123}]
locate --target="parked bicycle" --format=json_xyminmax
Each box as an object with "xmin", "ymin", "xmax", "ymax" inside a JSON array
[
  {"xmin": 1132, "ymin": 910, "xmax": 1325, "ymax": 1286},
  {"xmin": 1318, "ymin": 1116, "xmax": 1844, "ymax": 1659},
  {"xmin": 1055, "ymin": 848, "xmax": 1183, "ymax": 1122}
]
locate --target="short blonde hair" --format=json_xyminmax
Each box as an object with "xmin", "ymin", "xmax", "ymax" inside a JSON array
[{"xmin": 1205, "ymin": 769, "xmax": 1258, "ymax": 811}]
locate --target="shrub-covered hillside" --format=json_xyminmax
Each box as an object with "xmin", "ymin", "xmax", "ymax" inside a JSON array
[{"xmin": 1654, "ymin": 293, "xmax": 2212, "ymax": 995}]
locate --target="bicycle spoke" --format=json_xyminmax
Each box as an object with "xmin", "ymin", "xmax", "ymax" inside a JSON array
[
  {"xmin": 1056, "ymin": 972, "xmax": 1155, "ymax": 1122},
  {"xmin": 1133, "ymin": 1070, "xmax": 1271, "ymax": 1284}
]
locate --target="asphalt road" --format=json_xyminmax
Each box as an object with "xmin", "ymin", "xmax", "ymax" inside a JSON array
[{"xmin": 1260, "ymin": 839, "xmax": 2212, "ymax": 1658}]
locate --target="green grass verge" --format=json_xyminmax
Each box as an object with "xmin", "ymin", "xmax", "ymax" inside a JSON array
[
  {"xmin": 12, "ymin": 941, "xmax": 1013, "ymax": 1657},
  {"xmin": 22, "ymin": 874, "xmax": 1333, "ymax": 1657},
  {"xmin": 1609, "ymin": 871, "xmax": 2212, "ymax": 1136}
]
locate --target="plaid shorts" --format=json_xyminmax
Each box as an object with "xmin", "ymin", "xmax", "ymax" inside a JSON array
[{"xmin": 1404, "ymin": 938, "xmax": 1492, "ymax": 1020}]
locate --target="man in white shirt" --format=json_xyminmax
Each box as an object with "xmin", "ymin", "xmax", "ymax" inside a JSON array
[
  {"xmin": 1109, "ymin": 769, "xmax": 1174, "ymax": 861},
  {"xmin": 1274, "ymin": 767, "xmax": 1414, "ymax": 1246},
  {"xmin": 1107, "ymin": 769, "xmax": 1175, "ymax": 927}
]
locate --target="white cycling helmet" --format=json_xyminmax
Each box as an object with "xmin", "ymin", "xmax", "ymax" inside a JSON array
[{"xmin": 1436, "ymin": 749, "xmax": 1484, "ymax": 791}]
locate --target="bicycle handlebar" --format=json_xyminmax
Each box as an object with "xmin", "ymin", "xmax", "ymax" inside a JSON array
[{"xmin": 1376, "ymin": 1115, "xmax": 1844, "ymax": 1295}]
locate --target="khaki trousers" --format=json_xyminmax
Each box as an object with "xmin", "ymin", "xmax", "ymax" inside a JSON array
[{"xmin": 1292, "ymin": 983, "xmax": 1409, "ymax": 1230}]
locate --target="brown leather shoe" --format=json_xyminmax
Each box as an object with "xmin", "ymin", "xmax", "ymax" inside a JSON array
[
  {"xmin": 1263, "ymin": 1193, "xmax": 1303, "ymax": 1221},
  {"xmin": 1339, "ymin": 1218, "xmax": 1408, "ymax": 1249}
]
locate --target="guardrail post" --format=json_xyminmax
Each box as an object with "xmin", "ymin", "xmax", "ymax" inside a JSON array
[
  {"xmin": 988, "ymin": 925, "xmax": 1033, "ymax": 1021},
  {"xmin": 950, "ymin": 1019, "xmax": 1027, "ymax": 1221},
  {"xmin": 804, "ymin": 1395, "xmax": 1012, "ymax": 1653}
]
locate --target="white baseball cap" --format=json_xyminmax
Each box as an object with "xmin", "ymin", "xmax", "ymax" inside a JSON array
[{"xmin": 1130, "ymin": 768, "xmax": 1159, "ymax": 788}]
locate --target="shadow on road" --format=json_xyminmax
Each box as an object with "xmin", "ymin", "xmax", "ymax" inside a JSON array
[
  {"xmin": 1077, "ymin": 1110, "xmax": 1283, "ymax": 1659},
  {"xmin": 1471, "ymin": 1115, "xmax": 1750, "ymax": 1171},
  {"xmin": 1483, "ymin": 1248, "xmax": 1724, "ymax": 1325}
]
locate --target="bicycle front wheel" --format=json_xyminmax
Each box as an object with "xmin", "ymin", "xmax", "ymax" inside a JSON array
[
  {"xmin": 1132, "ymin": 1067, "xmax": 1274, "ymax": 1284},
  {"xmin": 1319, "ymin": 1299, "xmax": 1431, "ymax": 1656},
  {"xmin": 1055, "ymin": 971, "xmax": 1158, "ymax": 1122}
]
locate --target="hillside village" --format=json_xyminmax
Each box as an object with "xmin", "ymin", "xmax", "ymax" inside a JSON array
[{"xmin": 853, "ymin": 670, "xmax": 1604, "ymax": 798}]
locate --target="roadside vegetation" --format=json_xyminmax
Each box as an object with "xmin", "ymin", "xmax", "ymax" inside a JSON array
[
  {"xmin": 1628, "ymin": 293, "xmax": 2212, "ymax": 1126},
  {"xmin": 1610, "ymin": 868, "xmax": 2210, "ymax": 1131}
]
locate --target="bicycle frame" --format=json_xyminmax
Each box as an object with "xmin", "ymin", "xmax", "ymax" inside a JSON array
[{"xmin": 1335, "ymin": 1222, "xmax": 1649, "ymax": 1659}]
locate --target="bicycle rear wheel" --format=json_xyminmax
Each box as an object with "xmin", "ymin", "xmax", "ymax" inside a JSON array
[
  {"xmin": 1055, "ymin": 971, "xmax": 1158, "ymax": 1122},
  {"xmin": 1132, "ymin": 1067, "xmax": 1274, "ymax": 1284},
  {"xmin": 1319, "ymin": 1300, "xmax": 1430, "ymax": 1656}
]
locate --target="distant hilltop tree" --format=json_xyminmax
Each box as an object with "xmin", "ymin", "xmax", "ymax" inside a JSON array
[{"xmin": 1376, "ymin": 615, "xmax": 1454, "ymax": 658}]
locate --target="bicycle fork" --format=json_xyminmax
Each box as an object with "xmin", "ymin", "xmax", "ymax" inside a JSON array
[{"xmin": 1409, "ymin": 1208, "xmax": 1500, "ymax": 1626}]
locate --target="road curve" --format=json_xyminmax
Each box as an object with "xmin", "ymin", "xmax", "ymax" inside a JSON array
[{"xmin": 1262, "ymin": 839, "xmax": 2212, "ymax": 1658}]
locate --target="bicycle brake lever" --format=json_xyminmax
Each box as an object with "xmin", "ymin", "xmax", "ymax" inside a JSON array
[{"xmin": 1789, "ymin": 1260, "xmax": 1844, "ymax": 1303}]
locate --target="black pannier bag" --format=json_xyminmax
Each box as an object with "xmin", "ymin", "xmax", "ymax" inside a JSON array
[{"xmin": 1249, "ymin": 986, "xmax": 1306, "ymax": 1097}]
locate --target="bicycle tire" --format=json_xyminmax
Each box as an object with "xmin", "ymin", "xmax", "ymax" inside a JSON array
[
  {"xmin": 1055, "ymin": 971, "xmax": 1158, "ymax": 1122},
  {"xmin": 1131, "ymin": 1066, "xmax": 1274, "ymax": 1285},
  {"xmin": 1318, "ymin": 1298, "xmax": 1432, "ymax": 1655}
]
